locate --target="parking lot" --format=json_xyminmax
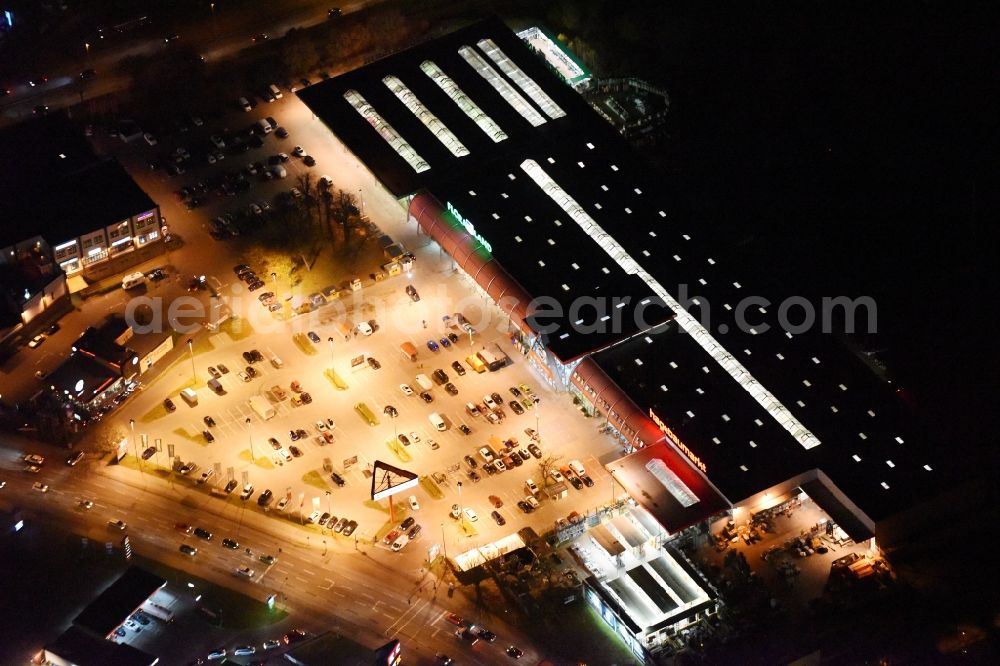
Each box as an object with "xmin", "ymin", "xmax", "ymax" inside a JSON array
[{"xmin": 32, "ymin": 82, "xmax": 627, "ymax": 568}]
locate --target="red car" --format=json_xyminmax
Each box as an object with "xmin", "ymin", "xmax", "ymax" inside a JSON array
[
  {"xmin": 445, "ymin": 612, "xmax": 465, "ymax": 627},
  {"xmin": 283, "ymin": 629, "xmax": 307, "ymax": 644}
]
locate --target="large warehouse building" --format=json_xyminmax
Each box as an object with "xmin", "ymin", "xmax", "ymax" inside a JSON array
[{"xmin": 298, "ymin": 18, "xmax": 953, "ymax": 549}]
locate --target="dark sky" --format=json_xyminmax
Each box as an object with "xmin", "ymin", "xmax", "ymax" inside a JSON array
[{"xmin": 558, "ymin": 0, "xmax": 997, "ymax": 451}]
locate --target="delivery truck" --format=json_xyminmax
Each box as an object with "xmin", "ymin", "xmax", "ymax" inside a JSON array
[{"xmin": 249, "ymin": 395, "xmax": 275, "ymax": 420}]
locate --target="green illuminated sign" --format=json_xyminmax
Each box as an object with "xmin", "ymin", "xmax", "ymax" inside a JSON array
[{"xmin": 446, "ymin": 201, "xmax": 492, "ymax": 254}]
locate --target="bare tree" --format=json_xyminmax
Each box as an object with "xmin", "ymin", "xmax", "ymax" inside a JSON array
[{"xmin": 537, "ymin": 452, "xmax": 563, "ymax": 485}]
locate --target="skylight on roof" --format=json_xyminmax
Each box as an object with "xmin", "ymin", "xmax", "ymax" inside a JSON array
[
  {"xmin": 696, "ymin": 388, "xmax": 705, "ymax": 395},
  {"xmin": 645, "ymin": 336, "xmax": 654, "ymax": 343},
  {"xmin": 382, "ymin": 75, "xmax": 469, "ymax": 157},
  {"xmin": 477, "ymin": 38, "xmax": 566, "ymax": 119},
  {"xmin": 733, "ymin": 281, "xmax": 742, "ymax": 289},
  {"xmin": 547, "ymin": 157, "xmax": 555, "ymax": 164},
  {"xmin": 711, "ymin": 436, "xmax": 720, "ymax": 443},
  {"xmin": 867, "ymin": 410, "xmax": 876, "ymax": 417},
  {"xmin": 749, "ymin": 440, "xmax": 757, "ymax": 448},
  {"xmin": 812, "ymin": 357, "xmax": 821, "ymax": 364},
  {"xmin": 859, "ymin": 432, "xmax": 868, "ymax": 440},
  {"xmin": 459, "ymin": 45, "xmax": 546, "ymax": 126},
  {"xmin": 594, "ymin": 203, "xmax": 602, "ymax": 209},
  {"xmin": 508, "ymin": 173, "xmax": 516, "ymax": 180},
  {"xmin": 707, "ymin": 258, "xmax": 716, "ymax": 265},
  {"xmin": 559, "ymin": 333, "xmax": 569, "ymax": 339},
  {"xmin": 420, "ymin": 60, "xmax": 507, "ymax": 142},
  {"xmin": 611, "ymin": 164, "xmax": 619, "ymax": 171},
  {"xmin": 501, "ymin": 193, "xmax": 509, "ymax": 199},
  {"xmin": 634, "ymin": 358, "xmax": 643, "ymax": 366},
  {"xmin": 673, "ymin": 255, "xmax": 681, "ymax": 262},
  {"xmin": 722, "ymin": 414, "xmax": 730, "ymax": 422},
  {"xmin": 514, "ymin": 235, "xmax": 522, "ymax": 243},
  {"xmin": 492, "ymin": 213, "xmax": 500, "ymax": 220},
  {"xmin": 881, "ymin": 482, "xmax": 890, "ymax": 490},
  {"xmin": 538, "ymin": 260, "xmax": 545, "ymax": 267},
  {"xmin": 669, "ymin": 361, "xmax": 678, "ymax": 369},
  {"xmin": 754, "ymin": 418, "xmax": 763, "ymax": 426},
  {"xmin": 642, "ymin": 250, "xmax": 650, "ymax": 257},
  {"xmin": 524, "ymin": 215, "xmax": 532, "ymax": 222},
  {"xmin": 660, "ymin": 384, "xmax": 668, "ymax": 391},
  {"xmin": 625, "ymin": 207, "xmax": 632, "ymax": 214},
  {"xmin": 547, "ymin": 238, "xmax": 555, "ymax": 245},
  {"xmin": 658, "ymin": 210, "xmax": 666, "ymax": 217},
  {"xmin": 839, "ymin": 383, "xmax": 848, "ymax": 391},
  {"xmin": 561, "ymin": 284, "xmax": 569, "ymax": 291},
  {"xmin": 796, "ymin": 400, "xmax": 805, "ymax": 407},
  {"xmin": 686, "ymin": 410, "xmax": 695, "ymax": 418},
  {"xmin": 469, "ymin": 190, "xmax": 477, "ymax": 196},
  {"xmin": 634, "ymin": 188, "xmax": 642, "ymax": 194},
  {"xmin": 923, "ymin": 464, "xmax": 933, "ymax": 471},
  {"xmin": 343, "ymin": 89, "xmax": 430, "ymax": 173},
  {"xmin": 644, "ymin": 458, "xmax": 699, "ymax": 507},
  {"xmin": 803, "ymin": 379, "xmax": 812, "ymax": 387},
  {"xmin": 520, "ymin": 158, "xmax": 822, "ymax": 450},
  {"xmin": 740, "ymin": 465, "xmax": 748, "ymax": 472},
  {"xmin": 895, "ymin": 436, "xmax": 904, "ymax": 444},
  {"xmin": 831, "ymin": 405, "xmax": 839, "ymax": 413},
  {"xmin": 601, "ymin": 184, "xmax": 608, "ymax": 191},
  {"xmin": 586, "ymin": 142, "xmax": 595, "ymax": 149},
  {"xmin": 601, "ymin": 267, "xmax": 610, "ymax": 274},
  {"xmin": 886, "ymin": 460, "xmax": 895, "ymax": 468},
  {"xmin": 853, "ymin": 454, "xmax": 862, "ymax": 462},
  {"xmin": 571, "ymin": 262, "xmax": 579, "ymax": 269},
  {"xmin": 649, "ymin": 231, "xmax": 657, "ymax": 237}
]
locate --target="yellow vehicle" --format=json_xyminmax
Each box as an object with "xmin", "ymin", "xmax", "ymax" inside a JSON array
[
  {"xmin": 465, "ymin": 354, "xmax": 487, "ymax": 374},
  {"xmin": 354, "ymin": 402, "xmax": 379, "ymax": 426}
]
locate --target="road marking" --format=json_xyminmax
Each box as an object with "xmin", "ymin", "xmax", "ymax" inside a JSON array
[
  {"xmin": 320, "ymin": 578, "xmax": 334, "ymax": 590},
  {"xmin": 302, "ymin": 569, "xmax": 315, "ymax": 575}
]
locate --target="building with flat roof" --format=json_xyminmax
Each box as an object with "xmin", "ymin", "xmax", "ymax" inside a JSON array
[
  {"xmin": 297, "ymin": 18, "xmax": 953, "ymax": 550},
  {"xmin": 73, "ymin": 566, "xmax": 166, "ymax": 639},
  {"xmin": 43, "ymin": 625, "xmax": 157, "ymax": 666},
  {"xmin": 0, "ymin": 113, "xmax": 162, "ymax": 280}
]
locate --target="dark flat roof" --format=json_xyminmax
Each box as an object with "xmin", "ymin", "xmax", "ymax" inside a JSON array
[
  {"xmin": 73, "ymin": 566, "xmax": 165, "ymax": 637},
  {"xmin": 0, "ymin": 113, "xmax": 157, "ymax": 248},
  {"xmin": 45, "ymin": 626, "xmax": 156, "ymax": 666},
  {"xmin": 594, "ymin": 321, "xmax": 952, "ymax": 522},
  {"xmin": 300, "ymin": 17, "xmax": 673, "ymax": 360},
  {"xmin": 47, "ymin": 352, "xmax": 120, "ymax": 401}
]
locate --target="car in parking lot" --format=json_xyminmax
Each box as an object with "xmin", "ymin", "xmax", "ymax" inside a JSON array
[
  {"xmin": 108, "ymin": 519, "xmax": 127, "ymax": 530},
  {"xmin": 445, "ymin": 382, "xmax": 458, "ymax": 396},
  {"xmin": 509, "ymin": 400, "xmax": 524, "ymax": 415},
  {"xmin": 277, "ymin": 448, "xmax": 292, "ymax": 462},
  {"xmin": 342, "ymin": 520, "xmax": 358, "ymax": 536},
  {"xmin": 197, "ymin": 469, "xmax": 215, "ymax": 484},
  {"xmin": 223, "ymin": 538, "xmax": 239, "ymax": 549},
  {"xmin": 400, "ymin": 383, "xmax": 414, "ymax": 396},
  {"xmin": 450, "ymin": 360, "xmax": 466, "ymax": 376},
  {"xmin": 506, "ymin": 645, "xmax": 524, "ymax": 658},
  {"xmin": 459, "ymin": 424, "xmax": 472, "ymax": 435},
  {"xmin": 225, "ymin": 479, "xmax": 239, "ymax": 493},
  {"xmin": 528, "ymin": 443, "xmax": 542, "ymax": 458},
  {"xmin": 194, "ymin": 527, "xmax": 213, "ymax": 540},
  {"xmin": 141, "ymin": 446, "xmax": 156, "ymax": 460},
  {"xmin": 203, "ymin": 415, "xmax": 217, "ymax": 428},
  {"xmin": 236, "ymin": 566, "xmax": 255, "ymax": 578},
  {"xmin": 463, "ymin": 507, "xmax": 478, "ymax": 522},
  {"xmin": 367, "ymin": 357, "xmax": 381, "ymax": 370},
  {"xmin": 330, "ymin": 472, "xmax": 345, "ymax": 487},
  {"xmin": 289, "ymin": 445, "xmax": 303, "ymax": 457},
  {"xmin": 408, "ymin": 524, "xmax": 422, "ymax": 540},
  {"xmin": 163, "ymin": 398, "xmax": 176, "ymax": 412},
  {"xmin": 240, "ymin": 484, "xmax": 255, "ymax": 500},
  {"xmin": 419, "ymin": 391, "xmax": 433, "ymax": 403},
  {"xmin": 426, "ymin": 339, "xmax": 439, "ymax": 352},
  {"xmin": 202, "ymin": 430, "xmax": 215, "ymax": 443},
  {"xmin": 233, "ymin": 646, "xmax": 256, "ymax": 657},
  {"xmin": 257, "ymin": 489, "xmax": 274, "ymax": 506},
  {"xmin": 405, "ymin": 284, "xmax": 420, "ymax": 301},
  {"xmin": 180, "ymin": 544, "xmax": 198, "ymax": 556},
  {"xmin": 306, "ymin": 510, "xmax": 322, "ymax": 523},
  {"xmin": 307, "ymin": 331, "xmax": 320, "ymax": 343}
]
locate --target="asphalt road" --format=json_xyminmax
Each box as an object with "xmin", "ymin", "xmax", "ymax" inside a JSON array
[{"xmin": 0, "ymin": 449, "xmax": 539, "ymax": 664}]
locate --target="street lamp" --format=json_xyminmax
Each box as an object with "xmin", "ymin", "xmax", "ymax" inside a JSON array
[
  {"xmin": 186, "ymin": 339, "xmax": 196, "ymax": 385},
  {"xmin": 327, "ymin": 337, "xmax": 334, "ymax": 364},
  {"xmin": 457, "ymin": 481, "xmax": 463, "ymax": 534},
  {"xmin": 326, "ymin": 490, "xmax": 331, "ymax": 516},
  {"xmin": 129, "ymin": 418, "xmax": 143, "ymax": 479},
  {"xmin": 246, "ymin": 417, "xmax": 255, "ymax": 463},
  {"xmin": 384, "ymin": 405, "xmax": 398, "ymax": 444}
]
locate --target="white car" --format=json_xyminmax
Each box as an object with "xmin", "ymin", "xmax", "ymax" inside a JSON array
[
  {"xmin": 408, "ymin": 431, "xmax": 421, "ymax": 444},
  {"xmin": 525, "ymin": 478, "xmax": 539, "ymax": 495},
  {"xmin": 494, "ymin": 459, "xmax": 506, "ymax": 472},
  {"xmin": 483, "ymin": 395, "xmax": 498, "ymax": 410},
  {"xmin": 525, "ymin": 495, "xmax": 540, "ymax": 509},
  {"xmin": 306, "ymin": 510, "xmax": 322, "ymax": 523},
  {"xmin": 277, "ymin": 448, "xmax": 292, "ymax": 462},
  {"xmin": 549, "ymin": 469, "xmax": 566, "ymax": 484},
  {"xmin": 355, "ymin": 321, "xmax": 373, "ymax": 336},
  {"xmin": 276, "ymin": 497, "xmax": 289, "ymax": 511},
  {"xmin": 463, "ymin": 507, "xmax": 478, "ymax": 522},
  {"xmin": 400, "ymin": 384, "xmax": 414, "ymax": 396},
  {"xmin": 235, "ymin": 567, "xmax": 255, "ymax": 578},
  {"xmin": 32, "ymin": 482, "xmax": 49, "ymax": 492},
  {"xmin": 408, "ymin": 495, "xmax": 420, "ymax": 511},
  {"xmin": 478, "ymin": 447, "xmax": 495, "ymax": 463},
  {"xmin": 210, "ymin": 134, "xmax": 226, "ymax": 149},
  {"xmin": 238, "ymin": 96, "xmax": 251, "ymax": 112},
  {"xmin": 238, "ymin": 371, "xmax": 250, "ymax": 382},
  {"xmin": 316, "ymin": 420, "xmax": 329, "ymax": 432},
  {"xmin": 292, "ymin": 145, "xmax": 306, "ymax": 157}
]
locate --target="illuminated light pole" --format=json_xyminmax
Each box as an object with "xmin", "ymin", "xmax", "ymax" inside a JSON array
[
  {"xmin": 327, "ymin": 337, "xmax": 334, "ymax": 364},
  {"xmin": 186, "ymin": 339, "xmax": 196, "ymax": 385},
  {"xmin": 129, "ymin": 418, "xmax": 143, "ymax": 479},
  {"xmin": 384, "ymin": 405, "xmax": 398, "ymax": 447},
  {"xmin": 457, "ymin": 481, "xmax": 463, "ymax": 535},
  {"xmin": 440, "ymin": 522, "xmax": 447, "ymax": 562},
  {"xmin": 246, "ymin": 417, "xmax": 255, "ymax": 463}
]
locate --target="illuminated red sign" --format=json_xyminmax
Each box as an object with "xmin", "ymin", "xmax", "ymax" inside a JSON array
[{"xmin": 649, "ymin": 409, "xmax": 707, "ymax": 473}]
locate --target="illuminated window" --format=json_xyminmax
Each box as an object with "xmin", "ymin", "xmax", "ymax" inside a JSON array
[
  {"xmin": 458, "ymin": 46, "xmax": 546, "ymax": 126},
  {"xmin": 343, "ymin": 89, "xmax": 429, "ymax": 173},
  {"xmin": 477, "ymin": 38, "xmax": 566, "ymax": 119},
  {"xmin": 419, "ymin": 61, "xmax": 507, "ymax": 142},
  {"xmin": 387, "ymin": 77, "xmax": 470, "ymax": 157}
]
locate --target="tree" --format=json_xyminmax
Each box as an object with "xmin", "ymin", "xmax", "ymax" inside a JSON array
[
  {"xmin": 537, "ymin": 453, "xmax": 564, "ymax": 485},
  {"xmin": 93, "ymin": 425, "xmax": 127, "ymax": 454}
]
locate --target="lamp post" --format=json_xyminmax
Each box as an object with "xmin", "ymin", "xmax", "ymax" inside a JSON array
[
  {"xmin": 384, "ymin": 405, "xmax": 398, "ymax": 445},
  {"xmin": 457, "ymin": 481, "xmax": 463, "ymax": 534},
  {"xmin": 440, "ymin": 522, "xmax": 447, "ymax": 561},
  {"xmin": 327, "ymin": 337, "xmax": 334, "ymax": 364},
  {"xmin": 186, "ymin": 339, "xmax": 196, "ymax": 385},
  {"xmin": 129, "ymin": 418, "xmax": 143, "ymax": 479},
  {"xmin": 246, "ymin": 417, "xmax": 255, "ymax": 463}
]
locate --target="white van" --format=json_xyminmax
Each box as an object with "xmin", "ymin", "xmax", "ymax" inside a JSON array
[
  {"xmin": 428, "ymin": 412, "xmax": 447, "ymax": 432},
  {"xmin": 122, "ymin": 272, "xmax": 146, "ymax": 290},
  {"xmin": 180, "ymin": 388, "xmax": 198, "ymax": 406},
  {"xmin": 568, "ymin": 460, "xmax": 587, "ymax": 477},
  {"xmin": 256, "ymin": 118, "xmax": 272, "ymax": 134},
  {"xmin": 414, "ymin": 374, "xmax": 433, "ymax": 391},
  {"xmin": 268, "ymin": 84, "xmax": 283, "ymax": 99}
]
